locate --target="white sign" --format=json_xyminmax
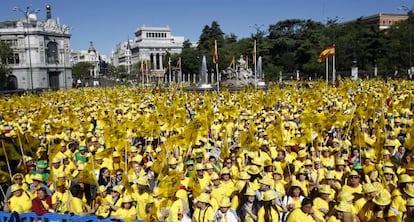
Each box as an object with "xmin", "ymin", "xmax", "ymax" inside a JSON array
[{"xmin": 351, "ymin": 67, "xmax": 358, "ymax": 80}]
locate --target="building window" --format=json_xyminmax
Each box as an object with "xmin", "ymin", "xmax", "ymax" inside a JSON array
[
  {"xmin": 46, "ymin": 42, "xmax": 59, "ymax": 64},
  {"xmin": 3, "ymin": 53, "xmax": 19, "ymax": 65}
]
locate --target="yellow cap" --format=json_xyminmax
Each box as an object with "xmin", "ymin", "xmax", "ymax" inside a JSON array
[
  {"xmin": 10, "ymin": 184, "xmax": 23, "ymax": 193},
  {"xmin": 373, "ymin": 190, "xmax": 391, "ymax": 206},
  {"xmin": 219, "ymin": 197, "xmax": 231, "ymax": 207},
  {"xmin": 168, "ymin": 158, "xmax": 178, "ymax": 165},
  {"xmin": 245, "ymin": 188, "xmax": 256, "ymax": 196},
  {"xmin": 319, "ymin": 184, "xmax": 331, "ymax": 194},
  {"xmin": 137, "ymin": 177, "xmax": 149, "ymax": 186},
  {"xmin": 337, "ymin": 191, "xmax": 354, "ymax": 202},
  {"xmin": 31, "ymin": 174, "xmax": 43, "ymax": 182},
  {"xmin": 406, "ymin": 198, "xmax": 414, "ymax": 206},
  {"xmin": 335, "ymin": 201, "xmax": 353, "ymax": 213},
  {"xmin": 210, "ymin": 172, "xmax": 220, "ymax": 181},
  {"xmin": 196, "ymin": 193, "xmax": 210, "ymax": 203},
  {"xmin": 122, "ymin": 195, "xmax": 134, "ymax": 203},
  {"xmin": 404, "ymin": 185, "xmax": 414, "ymax": 198},
  {"xmin": 220, "ymin": 167, "xmax": 230, "ymax": 175},
  {"xmin": 195, "ymin": 163, "xmax": 205, "ymax": 171},
  {"xmin": 112, "ymin": 185, "xmax": 124, "ymax": 194},
  {"xmin": 239, "ymin": 171, "xmax": 251, "ymax": 180},
  {"xmin": 259, "ymin": 176, "xmax": 273, "ymax": 187},
  {"xmin": 262, "ymin": 190, "xmax": 277, "ymax": 201},
  {"xmin": 362, "ymin": 183, "xmax": 377, "ymax": 194},
  {"xmin": 399, "ymin": 174, "xmax": 414, "ymax": 183}
]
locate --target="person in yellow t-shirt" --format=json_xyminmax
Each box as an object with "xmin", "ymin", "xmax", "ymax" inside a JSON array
[
  {"xmin": 220, "ymin": 168, "xmax": 235, "ymax": 198},
  {"xmin": 213, "ymin": 197, "xmax": 239, "ymax": 222},
  {"xmin": 133, "ymin": 177, "xmax": 151, "ymax": 220},
  {"xmin": 69, "ymin": 184, "xmax": 91, "ymax": 216},
  {"xmin": 340, "ymin": 170, "xmax": 363, "ymax": 195},
  {"xmin": 286, "ymin": 197, "xmax": 321, "ymax": 222},
  {"xmin": 258, "ymin": 190, "xmax": 280, "ymax": 222},
  {"xmin": 272, "ymin": 168, "xmax": 287, "ymax": 197},
  {"xmin": 3, "ymin": 184, "xmax": 32, "ymax": 214},
  {"xmin": 51, "ymin": 180, "xmax": 72, "ymax": 214},
  {"xmin": 193, "ymin": 193, "xmax": 215, "ymax": 222},
  {"xmin": 112, "ymin": 195, "xmax": 137, "ymax": 222},
  {"xmin": 327, "ymin": 201, "xmax": 354, "ymax": 222},
  {"xmin": 282, "ymin": 180, "xmax": 305, "ymax": 221},
  {"xmin": 354, "ymin": 183, "xmax": 377, "ymax": 215},
  {"xmin": 313, "ymin": 184, "xmax": 332, "ymax": 218},
  {"xmin": 236, "ymin": 188, "xmax": 259, "ymax": 222},
  {"xmin": 93, "ymin": 185, "xmax": 110, "ymax": 218},
  {"xmin": 358, "ymin": 189, "xmax": 397, "ymax": 222}
]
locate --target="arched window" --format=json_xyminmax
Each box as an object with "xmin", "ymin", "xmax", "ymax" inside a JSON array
[
  {"xmin": 46, "ymin": 41, "xmax": 59, "ymax": 64},
  {"xmin": 6, "ymin": 75, "xmax": 18, "ymax": 90}
]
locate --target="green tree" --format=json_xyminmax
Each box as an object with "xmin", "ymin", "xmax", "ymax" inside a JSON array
[
  {"xmin": 0, "ymin": 42, "xmax": 12, "ymax": 87},
  {"xmin": 72, "ymin": 62, "xmax": 94, "ymax": 79}
]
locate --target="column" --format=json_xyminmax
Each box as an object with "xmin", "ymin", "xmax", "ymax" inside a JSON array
[
  {"xmin": 159, "ymin": 54, "xmax": 163, "ymax": 70},
  {"xmin": 193, "ymin": 73, "xmax": 196, "ymax": 83},
  {"xmin": 152, "ymin": 54, "xmax": 157, "ymax": 70}
]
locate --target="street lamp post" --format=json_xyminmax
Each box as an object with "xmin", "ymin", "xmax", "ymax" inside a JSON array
[
  {"xmin": 13, "ymin": 6, "xmax": 40, "ymax": 91},
  {"xmin": 62, "ymin": 27, "xmax": 70, "ymax": 89}
]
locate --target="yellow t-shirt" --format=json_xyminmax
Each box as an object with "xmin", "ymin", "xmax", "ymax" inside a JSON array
[
  {"xmin": 258, "ymin": 206, "xmax": 280, "ymax": 222},
  {"xmin": 193, "ymin": 206, "xmax": 215, "ymax": 222},
  {"xmin": 134, "ymin": 192, "xmax": 150, "ymax": 220},
  {"xmin": 8, "ymin": 193, "xmax": 32, "ymax": 214},
  {"xmin": 326, "ymin": 216, "xmax": 341, "ymax": 222},
  {"xmin": 220, "ymin": 180, "xmax": 235, "ymax": 197},
  {"xmin": 210, "ymin": 186, "xmax": 225, "ymax": 203},
  {"xmin": 313, "ymin": 197, "xmax": 329, "ymax": 216},
  {"xmin": 340, "ymin": 184, "xmax": 362, "ymax": 195},
  {"xmin": 51, "ymin": 190, "xmax": 71, "ymax": 213},
  {"xmin": 353, "ymin": 197, "xmax": 367, "ymax": 214},
  {"xmin": 113, "ymin": 206, "xmax": 137, "ymax": 222},
  {"xmin": 70, "ymin": 196, "xmax": 88, "ymax": 215},
  {"xmin": 286, "ymin": 208, "xmax": 316, "ymax": 222}
]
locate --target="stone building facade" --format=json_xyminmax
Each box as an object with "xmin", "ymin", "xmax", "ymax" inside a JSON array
[{"xmin": 0, "ymin": 5, "xmax": 72, "ymax": 90}]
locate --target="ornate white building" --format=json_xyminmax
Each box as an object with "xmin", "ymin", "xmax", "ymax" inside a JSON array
[
  {"xmin": 70, "ymin": 41, "xmax": 102, "ymax": 77},
  {"xmin": 112, "ymin": 26, "xmax": 184, "ymax": 76},
  {"xmin": 0, "ymin": 5, "xmax": 72, "ymax": 90}
]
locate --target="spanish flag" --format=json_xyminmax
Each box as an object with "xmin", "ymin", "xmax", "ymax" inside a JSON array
[
  {"xmin": 318, "ymin": 46, "xmax": 335, "ymax": 63},
  {"xmin": 213, "ymin": 40, "xmax": 218, "ymax": 64}
]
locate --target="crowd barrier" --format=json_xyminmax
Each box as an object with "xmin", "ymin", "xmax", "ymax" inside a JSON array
[{"xmin": 0, "ymin": 212, "xmax": 144, "ymax": 222}]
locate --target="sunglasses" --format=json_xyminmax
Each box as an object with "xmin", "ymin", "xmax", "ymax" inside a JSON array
[{"xmin": 14, "ymin": 178, "xmax": 22, "ymax": 180}]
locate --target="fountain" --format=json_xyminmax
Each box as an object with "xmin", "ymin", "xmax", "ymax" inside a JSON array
[
  {"xmin": 185, "ymin": 56, "xmax": 214, "ymax": 91},
  {"xmin": 256, "ymin": 56, "xmax": 266, "ymax": 87},
  {"xmin": 185, "ymin": 54, "xmax": 267, "ymax": 92},
  {"xmin": 219, "ymin": 55, "xmax": 267, "ymax": 90}
]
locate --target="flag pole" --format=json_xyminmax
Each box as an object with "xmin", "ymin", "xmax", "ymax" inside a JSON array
[
  {"xmin": 325, "ymin": 57, "xmax": 329, "ymax": 84},
  {"xmin": 254, "ymin": 40, "xmax": 257, "ymax": 89},
  {"xmin": 179, "ymin": 57, "xmax": 183, "ymax": 88},
  {"xmin": 332, "ymin": 52, "xmax": 336, "ymax": 83},
  {"xmin": 168, "ymin": 57, "xmax": 172, "ymax": 85},
  {"xmin": 214, "ymin": 40, "xmax": 220, "ymax": 93}
]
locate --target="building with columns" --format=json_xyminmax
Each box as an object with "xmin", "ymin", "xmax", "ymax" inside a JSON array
[
  {"xmin": 0, "ymin": 5, "xmax": 72, "ymax": 90},
  {"xmin": 112, "ymin": 25, "xmax": 184, "ymax": 77}
]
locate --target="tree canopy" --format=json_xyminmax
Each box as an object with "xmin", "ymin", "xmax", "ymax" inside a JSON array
[{"xmin": 177, "ymin": 14, "xmax": 414, "ymax": 80}]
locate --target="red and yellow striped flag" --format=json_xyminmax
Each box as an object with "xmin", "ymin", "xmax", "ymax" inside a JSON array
[
  {"xmin": 253, "ymin": 40, "xmax": 256, "ymax": 64},
  {"xmin": 318, "ymin": 46, "xmax": 335, "ymax": 63},
  {"xmin": 213, "ymin": 40, "xmax": 218, "ymax": 64}
]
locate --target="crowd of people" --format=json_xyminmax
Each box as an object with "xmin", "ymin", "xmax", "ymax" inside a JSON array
[{"xmin": 0, "ymin": 80, "xmax": 414, "ymax": 222}]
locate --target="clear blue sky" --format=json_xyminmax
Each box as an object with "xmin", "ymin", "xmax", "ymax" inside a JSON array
[{"xmin": 1, "ymin": 0, "xmax": 412, "ymax": 57}]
